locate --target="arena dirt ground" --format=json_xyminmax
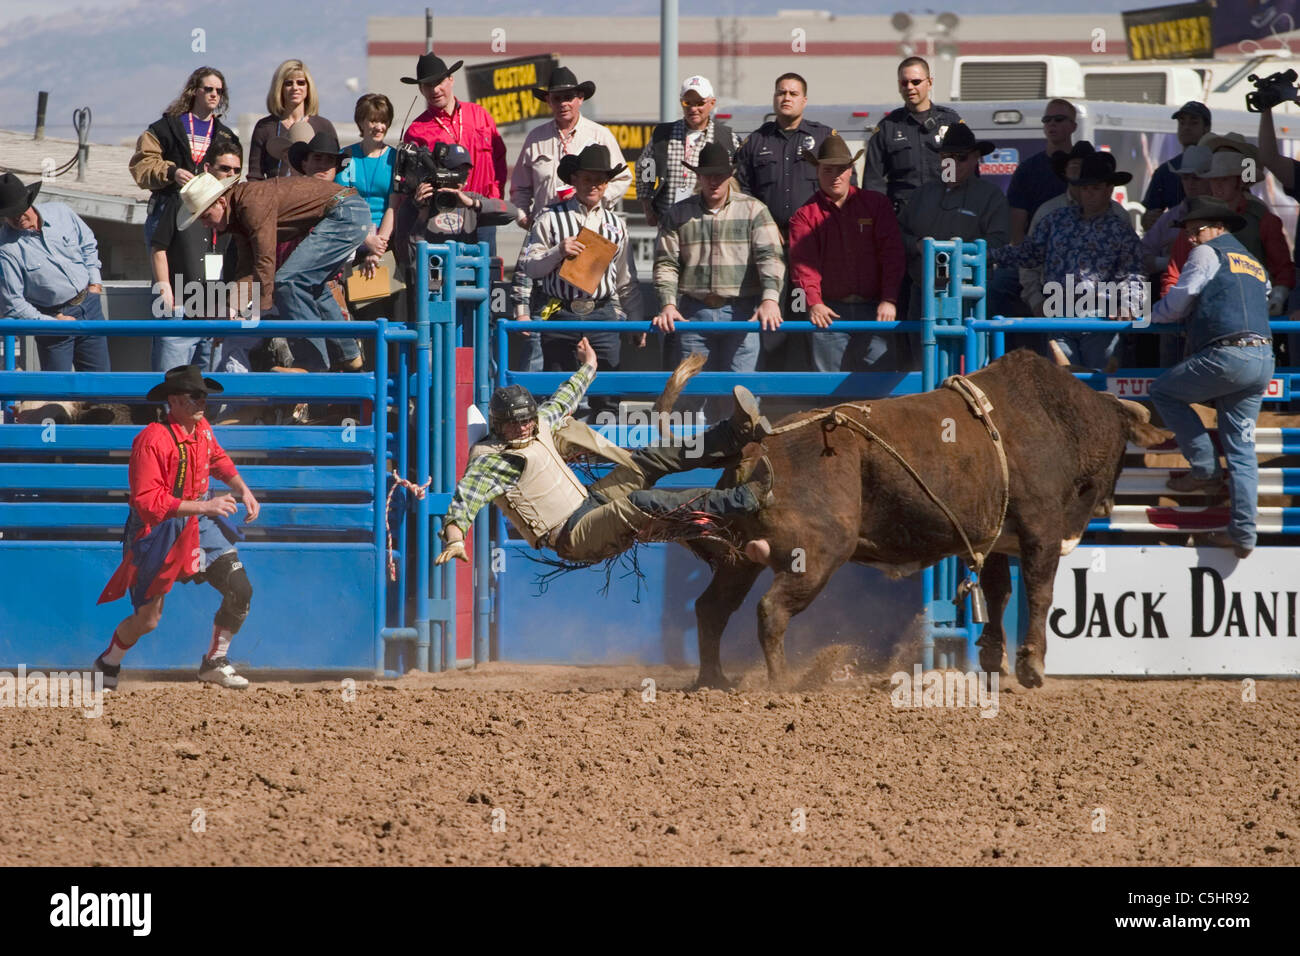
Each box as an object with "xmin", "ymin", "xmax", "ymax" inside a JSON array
[{"xmin": 3, "ymin": 646, "xmax": 1297, "ymax": 867}]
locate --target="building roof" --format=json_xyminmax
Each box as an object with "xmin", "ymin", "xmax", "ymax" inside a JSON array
[{"xmin": 0, "ymin": 128, "xmax": 147, "ymax": 225}]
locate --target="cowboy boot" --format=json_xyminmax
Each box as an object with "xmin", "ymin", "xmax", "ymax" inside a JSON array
[{"xmin": 729, "ymin": 385, "xmax": 772, "ymax": 442}]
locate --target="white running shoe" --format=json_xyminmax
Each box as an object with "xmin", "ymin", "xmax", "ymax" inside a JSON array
[{"xmin": 198, "ymin": 655, "xmax": 249, "ymax": 690}]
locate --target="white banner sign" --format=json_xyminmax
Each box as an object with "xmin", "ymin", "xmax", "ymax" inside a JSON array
[{"xmin": 1046, "ymin": 546, "xmax": 1300, "ymax": 675}]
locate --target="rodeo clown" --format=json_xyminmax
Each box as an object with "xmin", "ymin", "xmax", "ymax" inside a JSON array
[
  {"xmin": 435, "ymin": 337, "xmax": 774, "ymax": 567},
  {"xmin": 96, "ymin": 365, "xmax": 260, "ymax": 691}
]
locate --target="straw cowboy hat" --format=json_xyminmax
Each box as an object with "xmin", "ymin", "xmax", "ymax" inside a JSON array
[
  {"xmin": 176, "ymin": 171, "xmax": 239, "ymax": 231},
  {"xmin": 0, "ymin": 172, "xmax": 41, "ymax": 220},
  {"xmin": 802, "ymin": 133, "xmax": 865, "ymax": 167},
  {"xmin": 534, "ymin": 66, "xmax": 596, "ymax": 102},
  {"xmin": 1198, "ymin": 130, "xmax": 1259, "ymax": 162},
  {"xmin": 1197, "ymin": 150, "xmax": 1256, "ymax": 181},
  {"xmin": 400, "ymin": 52, "xmax": 463, "ymax": 86},
  {"xmin": 1174, "ymin": 195, "xmax": 1247, "ymax": 233},
  {"xmin": 146, "ymin": 364, "xmax": 225, "ymax": 402}
]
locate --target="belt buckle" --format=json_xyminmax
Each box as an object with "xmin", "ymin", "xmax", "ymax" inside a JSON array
[{"xmin": 570, "ymin": 299, "xmax": 595, "ymax": 315}]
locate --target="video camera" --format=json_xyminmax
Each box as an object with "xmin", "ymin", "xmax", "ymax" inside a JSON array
[
  {"xmin": 1245, "ymin": 69, "xmax": 1299, "ymax": 112},
  {"xmin": 392, "ymin": 141, "xmax": 471, "ymax": 209}
]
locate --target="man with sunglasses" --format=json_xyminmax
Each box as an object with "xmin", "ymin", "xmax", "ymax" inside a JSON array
[
  {"xmin": 863, "ymin": 57, "xmax": 964, "ymax": 214},
  {"xmin": 1007, "ymin": 100, "xmax": 1077, "ymax": 243},
  {"xmin": 638, "ymin": 75, "xmax": 741, "ymax": 227},
  {"xmin": 1148, "ymin": 197, "xmax": 1274, "ymax": 559},
  {"xmin": 97, "ymin": 365, "xmax": 261, "ymax": 690},
  {"xmin": 148, "ymin": 133, "xmax": 243, "ymax": 372}
]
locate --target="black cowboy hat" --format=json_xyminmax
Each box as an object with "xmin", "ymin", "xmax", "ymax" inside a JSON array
[
  {"xmin": 0, "ymin": 172, "xmax": 41, "ymax": 220},
  {"xmin": 1050, "ymin": 140, "xmax": 1097, "ymax": 180},
  {"xmin": 558, "ymin": 144, "xmax": 626, "ymax": 185},
  {"xmin": 1068, "ymin": 151, "xmax": 1133, "ymax": 187},
  {"xmin": 146, "ymin": 364, "xmax": 225, "ymax": 402},
  {"xmin": 937, "ymin": 124, "xmax": 995, "ymax": 157},
  {"xmin": 400, "ymin": 52, "xmax": 463, "ymax": 86},
  {"xmin": 802, "ymin": 133, "xmax": 864, "ymax": 167},
  {"xmin": 683, "ymin": 141, "xmax": 734, "ymax": 176},
  {"xmin": 534, "ymin": 66, "xmax": 596, "ymax": 102},
  {"xmin": 1174, "ymin": 196, "xmax": 1247, "ymax": 233},
  {"xmin": 287, "ymin": 128, "xmax": 350, "ymax": 175}
]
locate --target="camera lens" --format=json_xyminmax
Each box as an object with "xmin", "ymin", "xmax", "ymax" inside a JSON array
[{"xmin": 435, "ymin": 191, "xmax": 457, "ymax": 211}]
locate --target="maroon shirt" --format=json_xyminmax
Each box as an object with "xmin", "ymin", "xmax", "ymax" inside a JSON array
[{"xmin": 788, "ymin": 185, "xmax": 905, "ymax": 308}]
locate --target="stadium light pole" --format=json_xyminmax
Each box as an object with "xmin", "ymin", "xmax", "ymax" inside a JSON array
[{"xmin": 661, "ymin": 0, "xmax": 678, "ymax": 122}]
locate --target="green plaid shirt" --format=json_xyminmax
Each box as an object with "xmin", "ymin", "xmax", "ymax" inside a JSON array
[{"xmin": 445, "ymin": 364, "xmax": 595, "ymax": 534}]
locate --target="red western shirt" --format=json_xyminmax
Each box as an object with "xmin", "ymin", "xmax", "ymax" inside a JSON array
[
  {"xmin": 788, "ymin": 185, "xmax": 905, "ymax": 308},
  {"xmin": 404, "ymin": 99, "xmax": 508, "ymax": 199}
]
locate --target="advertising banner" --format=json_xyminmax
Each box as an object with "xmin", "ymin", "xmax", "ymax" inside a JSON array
[
  {"xmin": 465, "ymin": 54, "xmax": 557, "ymax": 129},
  {"xmin": 1046, "ymin": 546, "xmax": 1300, "ymax": 675},
  {"xmin": 1123, "ymin": 2, "xmax": 1215, "ymax": 59}
]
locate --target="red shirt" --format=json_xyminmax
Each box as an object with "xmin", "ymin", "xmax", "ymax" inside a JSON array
[
  {"xmin": 1161, "ymin": 196, "xmax": 1295, "ymax": 296},
  {"xmin": 404, "ymin": 99, "xmax": 508, "ymax": 199},
  {"xmin": 788, "ymin": 185, "xmax": 905, "ymax": 307}
]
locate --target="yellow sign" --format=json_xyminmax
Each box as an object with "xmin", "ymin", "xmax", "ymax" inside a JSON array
[
  {"xmin": 466, "ymin": 54, "xmax": 558, "ymax": 129},
  {"xmin": 1125, "ymin": 15, "xmax": 1212, "ymax": 60},
  {"xmin": 602, "ymin": 122, "xmax": 658, "ymax": 201}
]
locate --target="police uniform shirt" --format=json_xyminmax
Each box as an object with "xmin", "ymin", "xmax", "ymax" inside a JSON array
[
  {"xmin": 733, "ymin": 118, "xmax": 846, "ymax": 231},
  {"xmin": 863, "ymin": 103, "xmax": 964, "ymax": 210}
]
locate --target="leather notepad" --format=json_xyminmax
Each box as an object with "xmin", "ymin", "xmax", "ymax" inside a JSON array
[{"xmin": 557, "ymin": 228, "xmax": 617, "ymax": 295}]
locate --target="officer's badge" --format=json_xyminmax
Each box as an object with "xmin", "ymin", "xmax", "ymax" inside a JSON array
[
  {"xmin": 935, "ymin": 125, "xmax": 949, "ymax": 146},
  {"xmin": 801, "ymin": 134, "xmax": 815, "ymax": 156}
]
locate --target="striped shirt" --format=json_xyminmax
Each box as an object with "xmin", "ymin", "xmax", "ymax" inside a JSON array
[
  {"xmin": 519, "ymin": 199, "xmax": 643, "ymax": 319},
  {"xmin": 445, "ymin": 364, "xmax": 595, "ymax": 534},
  {"xmin": 653, "ymin": 187, "xmax": 785, "ymax": 308}
]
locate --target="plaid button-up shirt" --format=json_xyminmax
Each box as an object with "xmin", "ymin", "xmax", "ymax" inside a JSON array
[{"xmin": 446, "ymin": 364, "xmax": 595, "ymax": 534}]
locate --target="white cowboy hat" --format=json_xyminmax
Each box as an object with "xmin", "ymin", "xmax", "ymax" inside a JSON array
[
  {"xmin": 1196, "ymin": 149, "xmax": 1256, "ymax": 181},
  {"xmin": 1198, "ymin": 130, "xmax": 1260, "ymax": 162},
  {"xmin": 1176, "ymin": 144, "xmax": 1213, "ymax": 177},
  {"xmin": 177, "ymin": 172, "xmax": 239, "ymax": 231}
]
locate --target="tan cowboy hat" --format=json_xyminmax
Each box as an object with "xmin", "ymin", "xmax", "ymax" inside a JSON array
[
  {"xmin": 176, "ymin": 172, "xmax": 239, "ymax": 231},
  {"xmin": 266, "ymin": 116, "xmax": 331, "ymax": 162},
  {"xmin": 1198, "ymin": 130, "xmax": 1259, "ymax": 162},
  {"xmin": 803, "ymin": 133, "xmax": 865, "ymax": 167},
  {"xmin": 1197, "ymin": 150, "xmax": 1255, "ymax": 181}
]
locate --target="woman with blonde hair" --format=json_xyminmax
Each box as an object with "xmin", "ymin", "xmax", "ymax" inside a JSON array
[{"xmin": 247, "ymin": 59, "xmax": 337, "ymax": 180}]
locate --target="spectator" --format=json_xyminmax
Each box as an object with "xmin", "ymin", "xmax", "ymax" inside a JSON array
[
  {"xmin": 638, "ymin": 75, "xmax": 741, "ymax": 227},
  {"xmin": 1141, "ymin": 101, "xmax": 1211, "ymax": 231},
  {"xmin": 990, "ymin": 153, "xmax": 1144, "ymax": 371},
  {"xmin": 1021, "ymin": 144, "xmax": 1130, "ymax": 318},
  {"xmin": 1008, "ymin": 99, "xmax": 1076, "ymax": 242},
  {"xmin": 407, "ymin": 144, "xmax": 522, "ymax": 249},
  {"xmin": 178, "ymin": 172, "xmax": 371, "ymax": 372},
  {"xmin": 788, "ymin": 134, "xmax": 904, "ymax": 372},
  {"xmin": 898, "ymin": 126, "xmax": 1010, "ymax": 320},
  {"xmin": 651, "ymin": 141, "xmax": 784, "ymax": 415},
  {"xmin": 1161, "ymin": 149, "xmax": 1294, "ymax": 317},
  {"xmin": 1149, "ymin": 196, "xmax": 1274, "ymax": 558},
  {"xmin": 1141, "ymin": 144, "xmax": 1212, "ymax": 277},
  {"xmin": 519, "ymin": 145, "xmax": 642, "ymax": 421},
  {"xmin": 248, "ymin": 60, "xmax": 335, "ymax": 181},
  {"xmin": 0, "ymin": 174, "xmax": 110, "ymax": 372},
  {"xmin": 129, "ymin": 67, "xmax": 237, "ymax": 248},
  {"xmin": 149, "ymin": 134, "xmax": 243, "ymax": 373},
  {"xmin": 338, "ymin": 93, "xmax": 398, "ymax": 239},
  {"xmin": 510, "ymin": 66, "xmax": 628, "ymax": 372},
  {"xmin": 863, "ymin": 56, "xmax": 964, "ymax": 214}
]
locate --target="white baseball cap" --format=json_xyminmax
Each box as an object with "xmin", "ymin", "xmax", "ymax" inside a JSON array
[{"xmin": 680, "ymin": 76, "xmax": 715, "ymax": 100}]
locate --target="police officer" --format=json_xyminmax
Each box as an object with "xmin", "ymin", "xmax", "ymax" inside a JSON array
[
  {"xmin": 733, "ymin": 72, "xmax": 842, "ymax": 235},
  {"xmin": 863, "ymin": 56, "xmax": 964, "ymax": 214},
  {"xmin": 1150, "ymin": 196, "xmax": 1275, "ymax": 559}
]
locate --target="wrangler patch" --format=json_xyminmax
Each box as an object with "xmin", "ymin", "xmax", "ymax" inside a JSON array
[{"xmin": 1226, "ymin": 252, "xmax": 1266, "ymax": 282}]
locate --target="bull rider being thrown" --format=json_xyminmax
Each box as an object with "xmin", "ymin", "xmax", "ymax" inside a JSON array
[{"xmin": 435, "ymin": 338, "xmax": 774, "ymax": 568}]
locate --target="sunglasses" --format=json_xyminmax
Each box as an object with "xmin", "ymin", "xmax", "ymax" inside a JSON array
[
  {"xmin": 681, "ymin": 98, "xmax": 708, "ymax": 108},
  {"xmin": 1185, "ymin": 224, "xmax": 1212, "ymax": 236},
  {"xmin": 284, "ymin": 78, "xmax": 308, "ymax": 87},
  {"xmin": 901, "ymin": 78, "xmax": 929, "ymax": 87},
  {"xmin": 211, "ymin": 163, "xmax": 241, "ymax": 175},
  {"xmin": 201, "ymin": 85, "xmax": 223, "ymax": 94},
  {"xmin": 1041, "ymin": 114, "xmax": 1071, "ymax": 123},
  {"xmin": 549, "ymin": 91, "xmax": 580, "ymax": 102}
]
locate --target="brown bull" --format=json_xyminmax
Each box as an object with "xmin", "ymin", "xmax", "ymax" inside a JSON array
[{"xmin": 687, "ymin": 349, "xmax": 1168, "ymax": 689}]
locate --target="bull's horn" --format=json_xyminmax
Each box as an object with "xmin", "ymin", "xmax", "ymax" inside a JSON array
[
  {"xmin": 1118, "ymin": 398, "xmax": 1151, "ymax": 423},
  {"xmin": 1048, "ymin": 340, "xmax": 1070, "ymax": 367}
]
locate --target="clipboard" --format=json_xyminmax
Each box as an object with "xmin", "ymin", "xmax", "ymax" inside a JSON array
[{"xmin": 557, "ymin": 228, "xmax": 616, "ymax": 295}]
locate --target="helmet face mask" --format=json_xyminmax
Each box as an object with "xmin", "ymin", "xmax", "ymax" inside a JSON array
[{"xmin": 489, "ymin": 385, "xmax": 539, "ymax": 448}]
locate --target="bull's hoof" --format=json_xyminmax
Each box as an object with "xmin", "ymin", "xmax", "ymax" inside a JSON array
[
  {"xmin": 1015, "ymin": 648, "xmax": 1045, "ymax": 688},
  {"xmin": 691, "ymin": 671, "xmax": 737, "ymax": 692},
  {"xmin": 979, "ymin": 644, "xmax": 1008, "ymax": 677}
]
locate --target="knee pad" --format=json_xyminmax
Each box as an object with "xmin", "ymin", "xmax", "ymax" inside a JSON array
[{"xmin": 207, "ymin": 552, "xmax": 253, "ymax": 633}]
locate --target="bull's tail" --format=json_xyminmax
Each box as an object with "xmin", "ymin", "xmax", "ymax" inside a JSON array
[{"xmin": 654, "ymin": 351, "xmax": 707, "ymax": 422}]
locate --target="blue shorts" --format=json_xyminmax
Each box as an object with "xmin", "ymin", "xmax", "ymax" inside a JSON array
[{"xmin": 197, "ymin": 514, "xmax": 238, "ymax": 568}]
